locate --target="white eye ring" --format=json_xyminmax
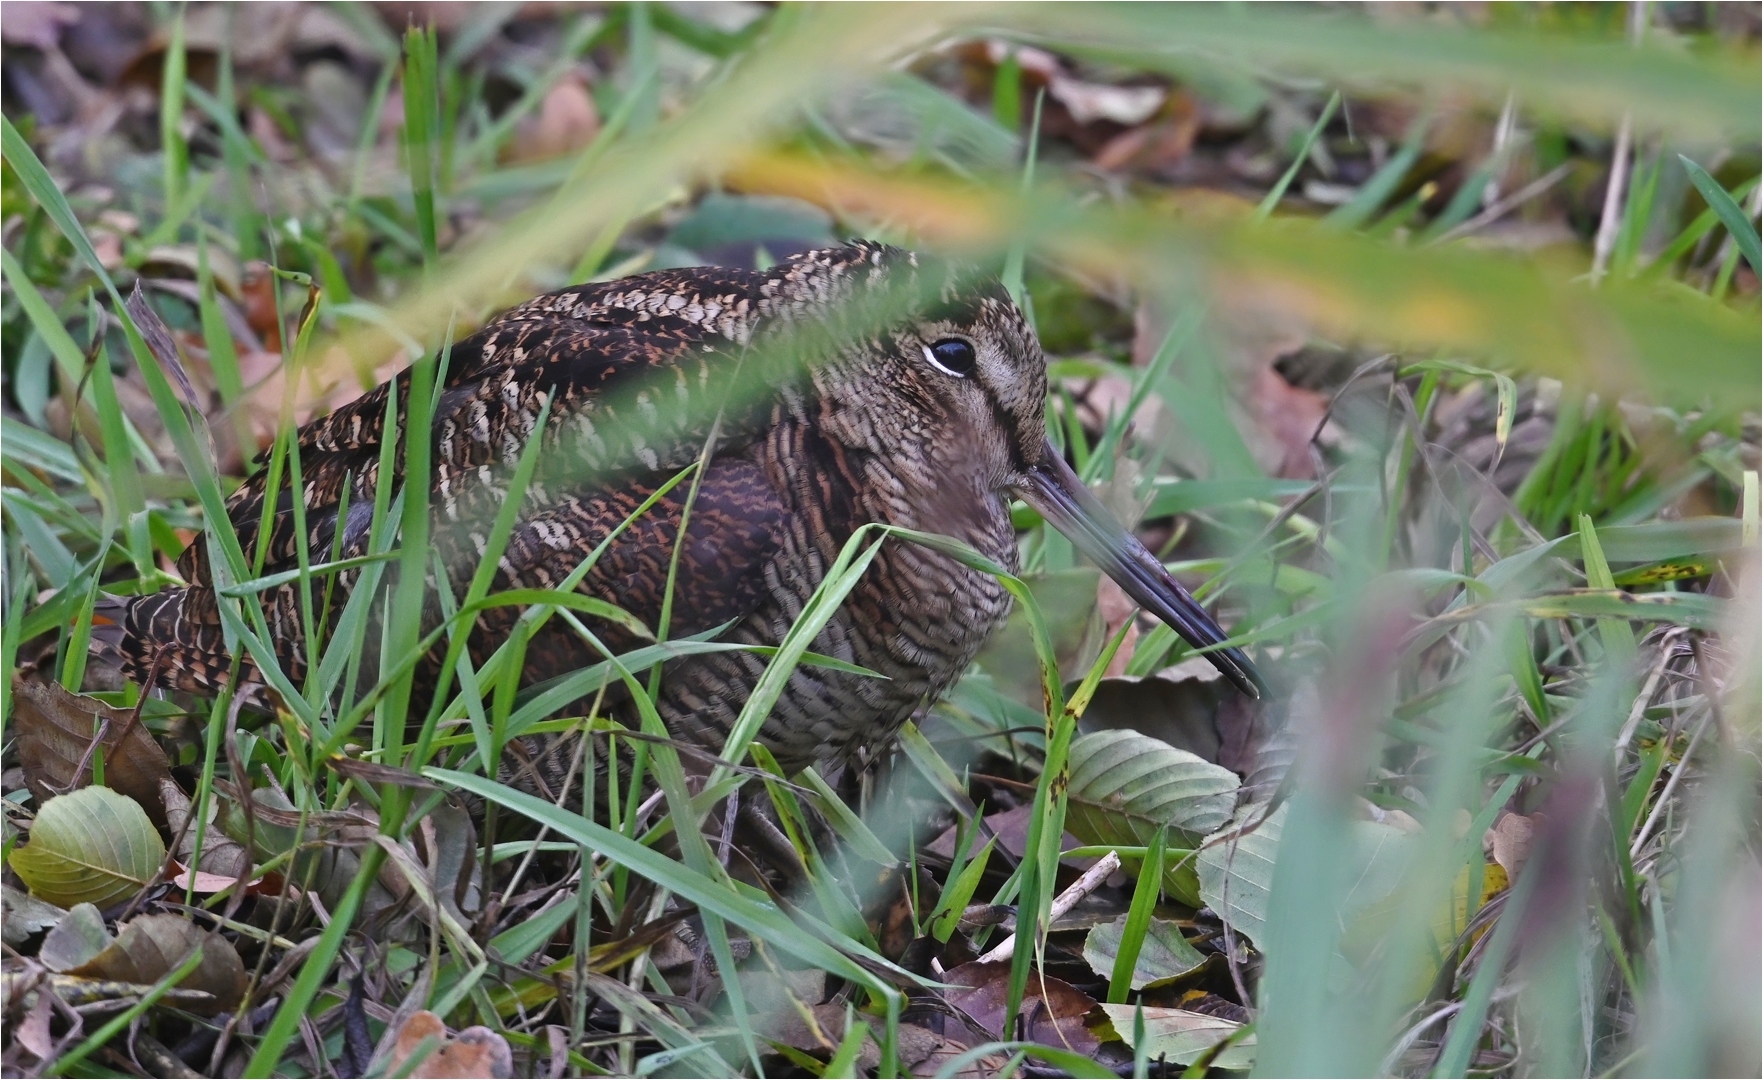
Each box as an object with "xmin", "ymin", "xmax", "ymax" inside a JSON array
[{"xmin": 922, "ymin": 340, "xmax": 976, "ymax": 378}]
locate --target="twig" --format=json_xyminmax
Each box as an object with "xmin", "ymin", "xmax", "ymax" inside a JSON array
[
  {"xmin": 975, "ymin": 850, "xmax": 1121, "ymax": 963},
  {"xmin": 1431, "ymin": 163, "xmax": 1573, "ymax": 246},
  {"xmin": 1590, "ymin": 119, "xmax": 1633, "ymax": 283},
  {"xmin": 1590, "ymin": 1, "xmax": 1648, "ymax": 283},
  {"xmin": 1629, "ymin": 707, "xmax": 1713, "ymax": 860},
  {"xmin": 1612, "ymin": 631, "xmax": 1677, "ymax": 759}
]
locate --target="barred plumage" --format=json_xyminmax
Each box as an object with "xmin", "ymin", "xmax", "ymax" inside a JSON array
[{"xmin": 107, "ymin": 241, "xmax": 1260, "ymax": 790}]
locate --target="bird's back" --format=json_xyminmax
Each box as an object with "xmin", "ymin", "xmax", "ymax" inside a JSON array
[{"xmin": 105, "ymin": 242, "xmax": 1019, "ymax": 779}]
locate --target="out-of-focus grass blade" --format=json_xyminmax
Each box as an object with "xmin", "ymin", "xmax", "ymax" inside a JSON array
[
  {"xmin": 1400, "ymin": 360, "xmax": 1517, "ymax": 465},
  {"xmin": 159, "ymin": 10, "xmax": 188, "ymax": 211},
  {"xmin": 1643, "ymin": 175, "xmax": 1761, "ymax": 280},
  {"xmin": 0, "ymin": 248, "xmax": 91, "ymax": 418},
  {"xmin": 1578, "ymin": 514, "xmax": 1639, "ymax": 675},
  {"xmin": 799, "ymin": 766, "xmax": 898, "ymax": 867},
  {"xmin": 1679, "ymin": 154, "xmax": 1761, "ymax": 275},
  {"xmin": 1327, "ymin": 111, "xmax": 1430, "ymax": 231},
  {"xmin": 3, "ymin": 418, "xmax": 85, "ymax": 484},
  {"xmin": 196, "ymin": 237, "xmax": 255, "ymax": 471},
  {"xmin": 1478, "ymin": 517, "xmax": 1745, "ymax": 593},
  {"xmin": 403, "ymin": 26, "xmax": 442, "ymax": 265},
  {"xmin": 1743, "ymin": 471, "xmax": 1760, "ymax": 548},
  {"xmin": 1434, "ymin": 863, "xmax": 1538, "ymax": 1078},
  {"xmin": 729, "ymin": 155, "xmax": 1760, "ymax": 406},
  {"xmin": 1255, "ymin": 91, "xmax": 1340, "ymax": 221},
  {"xmin": 464, "ymin": 14, "xmax": 609, "ymax": 166},
  {"xmin": 184, "ymin": 82, "xmax": 269, "ymax": 167},
  {"xmin": 1009, "ymin": 5, "xmax": 1758, "ymax": 139}
]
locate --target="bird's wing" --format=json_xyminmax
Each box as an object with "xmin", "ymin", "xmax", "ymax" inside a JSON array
[
  {"xmin": 183, "ymin": 265, "xmax": 772, "ymax": 586},
  {"xmin": 465, "ymin": 455, "xmax": 789, "ymax": 682}
]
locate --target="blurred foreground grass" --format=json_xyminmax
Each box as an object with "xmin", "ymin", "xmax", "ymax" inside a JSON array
[{"xmin": 1, "ymin": 3, "xmax": 1758, "ymax": 1077}]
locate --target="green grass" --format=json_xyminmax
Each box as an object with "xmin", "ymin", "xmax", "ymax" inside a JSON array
[{"xmin": 2, "ymin": 4, "xmax": 1759, "ymax": 1078}]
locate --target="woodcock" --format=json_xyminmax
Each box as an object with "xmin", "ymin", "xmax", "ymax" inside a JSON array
[{"xmin": 105, "ymin": 242, "xmax": 1262, "ymax": 792}]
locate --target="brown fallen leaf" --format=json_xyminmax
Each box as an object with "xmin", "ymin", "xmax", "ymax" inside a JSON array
[
  {"xmin": 926, "ymin": 804, "xmax": 1083, "ymax": 868},
  {"xmin": 1, "ymin": 2, "xmax": 78, "ymax": 49},
  {"xmin": 506, "ymin": 73, "xmax": 601, "ymax": 164},
  {"xmin": 65, "ymin": 913, "xmax": 246, "ymax": 1015},
  {"xmin": 1096, "ymin": 577, "xmax": 1140, "ymax": 679},
  {"xmin": 11, "ymin": 990, "xmax": 57, "ymax": 1064},
  {"xmin": 161, "ymin": 777, "xmax": 252, "ymax": 880},
  {"xmin": 760, "ymin": 1005, "xmax": 993, "ymax": 1077},
  {"xmin": 166, "ymin": 862, "xmax": 282, "ymax": 896},
  {"xmin": 903, "ymin": 1027, "xmax": 1010, "ymax": 1079},
  {"xmin": 11, "ymin": 678, "xmax": 174, "ymax": 828},
  {"xmin": 942, "ymin": 960, "xmax": 1101, "ymax": 1056},
  {"xmin": 387, "ymin": 1010, "xmax": 514, "ymax": 1079},
  {"xmin": 239, "ymin": 261, "xmax": 282, "ymax": 342},
  {"xmin": 1094, "ymin": 91, "xmax": 1204, "ymax": 175},
  {"xmin": 1, "ymin": 885, "xmax": 68, "ymax": 946},
  {"xmin": 1246, "ymin": 364, "xmax": 1330, "ymax": 480},
  {"xmin": 1485, "ymin": 811, "xmax": 1535, "ymax": 881}
]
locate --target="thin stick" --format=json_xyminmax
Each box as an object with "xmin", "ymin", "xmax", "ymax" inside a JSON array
[
  {"xmin": 1590, "ymin": 117, "xmax": 1634, "ymax": 282},
  {"xmin": 975, "ymin": 850, "xmax": 1121, "ymax": 963},
  {"xmin": 1612, "ymin": 631, "xmax": 1677, "ymax": 759},
  {"xmin": 1630, "ymin": 708, "xmax": 1713, "ymax": 860},
  {"xmin": 1590, "ymin": 0, "xmax": 1647, "ymax": 283},
  {"xmin": 1431, "ymin": 163, "xmax": 1572, "ymax": 246}
]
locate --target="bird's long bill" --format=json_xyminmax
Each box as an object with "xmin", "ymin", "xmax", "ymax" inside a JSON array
[{"xmin": 1019, "ymin": 443, "xmax": 1266, "ymax": 698}]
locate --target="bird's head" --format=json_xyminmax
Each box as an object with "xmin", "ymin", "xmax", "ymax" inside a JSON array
[{"xmin": 770, "ymin": 243, "xmax": 1265, "ymax": 697}]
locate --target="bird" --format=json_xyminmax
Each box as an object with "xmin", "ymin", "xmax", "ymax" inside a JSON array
[{"xmin": 101, "ymin": 241, "xmax": 1262, "ymax": 796}]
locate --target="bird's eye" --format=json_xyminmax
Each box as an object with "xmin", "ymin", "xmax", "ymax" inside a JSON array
[{"xmin": 923, "ymin": 338, "xmax": 977, "ymax": 378}]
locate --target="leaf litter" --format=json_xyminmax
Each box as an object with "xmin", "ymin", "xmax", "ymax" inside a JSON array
[{"xmin": 1, "ymin": 2, "xmax": 1758, "ymax": 1076}]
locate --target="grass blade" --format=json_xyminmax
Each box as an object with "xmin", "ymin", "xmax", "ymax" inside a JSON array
[{"xmin": 1679, "ymin": 155, "xmax": 1761, "ymax": 275}]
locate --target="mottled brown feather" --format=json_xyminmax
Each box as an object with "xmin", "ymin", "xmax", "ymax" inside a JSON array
[{"xmin": 113, "ymin": 242, "xmax": 1044, "ymax": 783}]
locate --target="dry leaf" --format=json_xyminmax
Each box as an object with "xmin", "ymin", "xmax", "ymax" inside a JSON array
[
  {"xmin": 507, "ymin": 74, "xmax": 601, "ymax": 163},
  {"xmin": 903, "ymin": 1027, "xmax": 1008, "ymax": 1079},
  {"xmin": 12, "ymin": 990, "xmax": 57, "ymax": 1063},
  {"xmin": 65, "ymin": 913, "xmax": 246, "ymax": 1015},
  {"xmin": 1096, "ymin": 577, "xmax": 1140, "ymax": 678},
  {"xmin": 983, "ymin": 41, "xmax": 1166, "ymax": 126},
  {"xmin": 1485, "ymin": 812, "xmax": 1535, "ymax": 880},
  {"xmin": 39, "ymin": 902, "xmax": 111, "ymax": 972},
  {"xmin": 1, "ymin": 2, "xmax": 78, "ymax": 49},
  {"xmin": 1094, "ymin": 93, "xmax": 1203, "ymax": 174},
  {"xmin": 759, "ymin": 1007, "xmax": 985, "ymax": 1077},
  {"xmin": 239, "ymin": 261, "xmax": 282, "ymax": 341},
  {"xmin": 942, "ymin": 960, "xmax": 1101, "ymax": 1056},
  {"xmin": 161, "ymin": 777, "xmax": 252, "ymax": 879},
  {"xmin": 166, "ymin": 862, "xmax": 281, "ymax": 895},
  {"xmin": 11, "ymin": 677, "xmax": 174, "ymax": 828},
  {"xmin": 1, "ymin": 885, "xmax": 68, "ymax": 945},
  {"xmin": 1246, "ymin": 364, "xmax": 1330, "ymax": 480},
  {"xmin": 388, "ymin": 1011, "xmax": 514, "ymax": 1079},
  {"xmin": 926, "ymin": 804, "xmax": 1083, "ymax": 868}
]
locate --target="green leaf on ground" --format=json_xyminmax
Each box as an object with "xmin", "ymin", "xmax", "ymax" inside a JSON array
[
  {"xmin": 1085, "ymin": 915, "xmax": 1208, "ymax": 991},
  {"xmin": 9, "ymin": 787, "xmax": 166, "ymax": 910}
]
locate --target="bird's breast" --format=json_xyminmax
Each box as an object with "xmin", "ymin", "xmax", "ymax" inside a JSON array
[{"xmin": 731, "ymin": 424, "xmax": 1018, "ymax": 768}]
